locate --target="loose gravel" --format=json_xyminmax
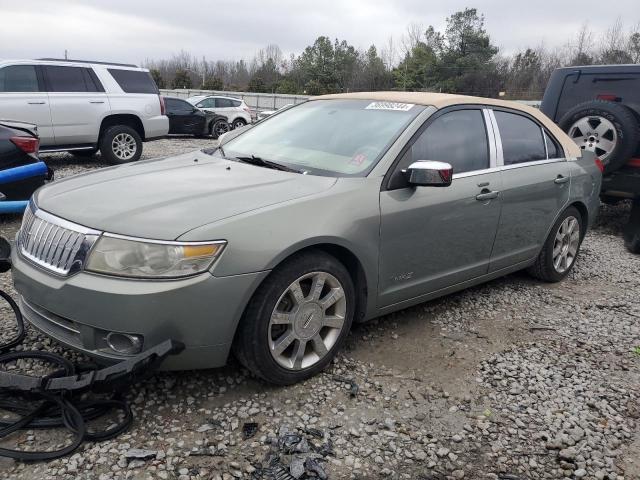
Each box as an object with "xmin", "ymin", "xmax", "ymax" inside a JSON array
[{"xmin": 1, "ymin": 139, "xmax": 639, "ymax": 480}]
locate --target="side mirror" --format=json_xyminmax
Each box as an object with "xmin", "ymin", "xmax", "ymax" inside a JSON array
[{"xmin": 403, "ymin": 160, "xmax": 453, "ymax": 187}]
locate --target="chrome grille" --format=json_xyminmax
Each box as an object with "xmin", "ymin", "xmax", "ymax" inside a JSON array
[{"xmin": 18, "ymin": 203, "xmax": 101, "ymax": 276}]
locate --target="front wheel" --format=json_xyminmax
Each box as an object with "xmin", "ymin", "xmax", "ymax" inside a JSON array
[
  {"xmin": 527, "ymin": 207, "xmax": 583, "ymax": 282},
  {"xmin": 99, "ymin": 125, "xmax": 142, "ymax": 164},
  {"xmin": 234, "ymin": 250, "xmax": 355, "ymax": 385},
  {"xmin": 210, "ymin": 119, "xmax": 230, "ymax": 139}
]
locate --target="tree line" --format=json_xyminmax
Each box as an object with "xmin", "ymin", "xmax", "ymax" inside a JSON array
[{"xmin": 144, "ymin": 8, "xmax": 640, "ymax": 99}]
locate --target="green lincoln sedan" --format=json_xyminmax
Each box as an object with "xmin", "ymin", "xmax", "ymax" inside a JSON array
[{"xmin": 11, "ymin": 92, "xmax": 602, "ymax": 384}]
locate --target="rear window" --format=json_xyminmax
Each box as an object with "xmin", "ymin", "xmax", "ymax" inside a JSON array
[
  {"xmin": 0, "ymin": 65, "xmax": 40, "ymax": 92},
  {"xmin": 108, "ymin": 69, "xmax": 158, "ymax": 94},
  {"xmin": 43, "ymin": 66, "xmax": 103, "ymax": 92},
  {"xmin": 494, "ymin": 111, "xmax": 547, "ymax": 165}
]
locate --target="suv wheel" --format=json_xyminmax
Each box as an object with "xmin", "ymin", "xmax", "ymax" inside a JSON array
[
  {"xmin": 528, "ymin": 207, "xmax": 583, "ymax": 282},
  {"xmin": 558, "ymin": 100, "xmax": 639, "ymax": 173},
  {"xmin": 232, "ymin": 118, "xmax": 247, "ymax": 130},
  {"xmin": 234, "ymin": 250, "xmax": 355, "ymax": 385},
  {"xmin": 211, "ymin": 119, "xmax": 230, "ymax": 139},
  {"xmin": 100, "ymin": 125, "xmax": 142, "ymax": 164}
]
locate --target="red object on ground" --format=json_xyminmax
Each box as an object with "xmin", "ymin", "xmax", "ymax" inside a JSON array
[{"xmin": 628, "ymin": 158, "xmax": 640, "ymax": 168}]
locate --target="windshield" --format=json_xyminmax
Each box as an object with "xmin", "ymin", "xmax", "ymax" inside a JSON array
[{"xmin": 219, "ymin": 99, "xmax": 423, "ymax": 176}]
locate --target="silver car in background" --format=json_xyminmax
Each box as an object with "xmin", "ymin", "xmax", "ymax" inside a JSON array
[{"xmin": 11, "ymin": 92, "xmax": 602, "ymax": 384}]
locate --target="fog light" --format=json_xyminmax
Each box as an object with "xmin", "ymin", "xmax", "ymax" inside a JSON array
[{"xmin": 106, "ymin": 332, "xmax": 143, "ymax": 355}]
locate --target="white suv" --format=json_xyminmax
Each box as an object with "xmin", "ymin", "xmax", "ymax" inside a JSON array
[
  {"xmin": 187, "ymin": 95, "xmax": 252, "ymax": 129},
  {"xmin": 0, "ymin": 59, "xmax": 169, "ymax": 164}
]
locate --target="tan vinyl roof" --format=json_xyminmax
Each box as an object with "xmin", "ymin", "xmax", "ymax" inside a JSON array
[{"xmin": 316, "ymin": 92, "xmax": 581, "ymax": 158}]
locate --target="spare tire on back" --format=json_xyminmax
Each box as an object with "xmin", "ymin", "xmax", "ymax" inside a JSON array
[{"xmin": 558, "ymin": 99, "xmax": 639, "ymax": 174}]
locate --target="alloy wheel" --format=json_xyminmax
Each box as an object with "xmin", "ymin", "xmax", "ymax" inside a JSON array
[
  {"xmin": 553, "ymin": 216, "xmax": 580, "ymax": 273},
  {"xmin": 213, "ymin": 122, "xmax": 230, "ymax": 137},
  {"xmin": 568, "ymin": 116, "xmax": 617, "ymax": 160},
  {"xmin": 111, "ymin": 133, "xmax": 137, "ymax": 161},
  {"xmin": 268, "ymin": 271, "xmax": 346, "ymax": 370},
  {"xmin": 233, "ymin": 119, "xmax": 246, "ymax": 129}
]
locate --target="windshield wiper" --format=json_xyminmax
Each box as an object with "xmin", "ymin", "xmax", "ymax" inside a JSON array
[{"xmin": 233, "ymin": 155, "xmax": 302, "ymax": 173}]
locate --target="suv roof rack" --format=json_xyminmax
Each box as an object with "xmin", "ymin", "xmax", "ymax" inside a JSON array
[{"xmin": 36, "ymin": 58, "xmax": 139, "ymax": 68}]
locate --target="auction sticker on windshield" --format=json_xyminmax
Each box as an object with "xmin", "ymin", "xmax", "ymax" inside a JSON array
[{"xmin": 365, "ymin": 102, "xmax": 415, "ymax": 111}]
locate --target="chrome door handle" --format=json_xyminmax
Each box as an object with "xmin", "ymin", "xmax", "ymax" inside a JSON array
[
  {"xmin": 28, "ymin": 101, "xmax": 45, "ymax": 105},
  {"xmin": 89, "ymin": 101, "xmax": 105, "ymax": 104},
  {"xmin": 554, "ymin": 175, "xmax": 570, "ymax": 184},
  {"xmin": 476, "ymin": 190, "xmax": 499, "ymax": 201}
]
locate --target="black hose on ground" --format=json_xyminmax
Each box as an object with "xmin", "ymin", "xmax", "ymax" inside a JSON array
[{"xmin": 0, "ymin": 285, "xmax": 180, "ymax": 462}]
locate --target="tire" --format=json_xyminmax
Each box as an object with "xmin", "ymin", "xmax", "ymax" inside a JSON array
[
  {"xmin": 558, "ymin": 100, "xmax": 639, "ymax": 174},
  {"xmin": 527, "ymin": 206, "xmax": 583, "ymax": 282},
  {"xmin": 231, "ymin": 118, "xmax": 247, "ymax": 130},
  {"xmin": 233, "ymin": 250, "xmax": 355, "ymax": 385},
  {"xmin": 71, "ymin": 149, "xmax": 97, "ymax": 158},
  {"xmin": 210, "ymin": 120, "xmax": 230, "ymax": 139},
  {"xmin": 99, "ymin": 125, "xmax": 142, "ymax": 164}
]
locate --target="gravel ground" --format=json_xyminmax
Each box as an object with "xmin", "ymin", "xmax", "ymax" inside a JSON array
[{"xmin": 0, "ymin": 138, "xmax": 639, "ymax": 480}]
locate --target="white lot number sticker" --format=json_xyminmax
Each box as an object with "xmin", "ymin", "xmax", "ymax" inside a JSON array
[{"xmin": 365, "ymin": 101, "xmax": 415, "ymax": 111}]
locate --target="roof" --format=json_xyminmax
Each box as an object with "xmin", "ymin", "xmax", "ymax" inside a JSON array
[{"xmin": 316, "ymin": 92, "xmax": 581, "ymax": 158}]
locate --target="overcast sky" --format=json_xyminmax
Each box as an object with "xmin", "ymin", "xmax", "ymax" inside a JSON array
[{"xmin": 1, "ymin": 0, "xmax": 638, "ymax": 65}]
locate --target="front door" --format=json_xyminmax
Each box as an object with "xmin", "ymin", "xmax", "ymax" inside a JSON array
[
  {"xmin": 488, "ymin": 109, "xmax": 572, "ymax": 271},
  {"xmin": 379, "ymin": 108, "xmax": 503, "ymax": 307},
  {"xmin": 0, "ymin": 64, "xmax": 55, "ymax": 145}
]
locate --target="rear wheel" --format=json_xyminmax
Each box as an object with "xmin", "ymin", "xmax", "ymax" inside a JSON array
[
  {"xmin": 528, "ymin": 207, "xmax": 583, "ymax": 282},
  {"xmin": 558, "ymin": 100, "xmax": 639, "ymax": 174},
  {"xmin": 232, "ymin": 118, "xmax": 247, "ymax": 130},
  {"xmin": 234, "ymin": 250, "xmax": 355, "ymax": 385},
  {"xmin": 99, "ymin": 125, "xmax": 142, "ymax": 164}
]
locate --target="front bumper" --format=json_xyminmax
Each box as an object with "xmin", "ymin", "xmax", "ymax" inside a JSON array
[{"xmin": 11, "ymin": 250, "xmax": 268, "ymax": 370}]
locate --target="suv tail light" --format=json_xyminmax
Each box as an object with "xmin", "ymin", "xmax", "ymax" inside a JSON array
[
  {"xmin": 159, "ymin": 95, "xmax": 166, "ymax": 115},
  {"xmin": 10, "ymin": 136, "xmax": 39, "ymax": 157},
  {"xmin": 594, "ymin": 157, "xmax": 605, "ymax": 173}
]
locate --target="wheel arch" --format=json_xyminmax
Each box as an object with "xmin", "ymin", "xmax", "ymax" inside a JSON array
[
  {"xmin": 99, "ymin": 114, "xmax": 145, "ymax": 141},
  {"xmin": 568, "ymin": 200, "xmax": 589, "ymax": 239}
]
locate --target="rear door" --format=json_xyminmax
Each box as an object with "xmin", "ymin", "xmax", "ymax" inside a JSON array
[
  {"xmin": 43, "ymin": 65, "xmax": 110, "ymax": 145},
  {"xmin": 488, "ymin": 108, "xmax": 571, "ymax": 271},
  {"xmin": 378, "ymin": 107, "xmax": 503, "ymax": 307},
  {"xmin": 0, "ymin": 64, "xmax": 55, "ymax": 145}
]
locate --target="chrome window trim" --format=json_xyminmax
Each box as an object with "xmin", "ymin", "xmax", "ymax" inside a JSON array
[
  {"xmin": 500, "ymin": 158, "xmax": 566, "ymax": 171},
  {"xmin": 482, "ymin": 109, "xmax": 498, "ymax": 169},
  {"xmin": 102, "ymin": 232, "xmax": 227, "ymax": 247},
  {"xmin": 487, "ymin": 110, "xmax": 504, "ymax": 167}
]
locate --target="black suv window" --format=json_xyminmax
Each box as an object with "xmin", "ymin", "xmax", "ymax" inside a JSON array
[
  {"xmin": 168, "ymin": 99, "xmax": 194, "ymax": 114},
  {"xmin": 0, "ymin": 65, "xmax": 40, "ymax": 92},
  {"xmin": 44, "ymin": 65, "xmax": 98, "ymax": 92},
  {"xmin": 108, "ymin": 69, "xmax": 158, "ymax": 94},
  {"xmin": 494, "ymin": 111, "xmax": 546, "ymax": 165}
]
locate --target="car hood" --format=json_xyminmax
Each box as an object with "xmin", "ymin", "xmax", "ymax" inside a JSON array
[{"xmin": 35, "ymin": 150, "xmax": 337, "ymax": 240}]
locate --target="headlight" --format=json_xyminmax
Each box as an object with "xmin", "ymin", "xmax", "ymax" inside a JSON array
[{"xmin": 85, "ymin": 235, "xmax": 226, "ymax": 279}]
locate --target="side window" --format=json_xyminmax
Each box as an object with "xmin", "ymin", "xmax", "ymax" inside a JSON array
[
  {"xmin": 544, "ymin": 130, "xmax": 563, "ymax": 159},
  {"xmin": 175, "ymin": 100, "xmax": 194, "ymax": 113},
  {"xmin": 197, "ymin": 98, "xmax": 214, "ymax": 108},
  {"xmin": 107, "ymin": 69, "xmax": 158, "ymax": 94},
  {"xmin": 411, "ymin": 109, "xmax": 489, "ymax": 174},
  {"xmin": 0, "ymin": 65, "xmax": 40, "ymax": 92},
  {"xmin": 216, "ymin": 98, "xmax": 233, "ymax": 108},
  {"xmin": 44, "ymin": 66, "xmax": 88, "ymax": 92},
  {"xmin": 494, "ymin": 111, "xmax": 546, "ymax": 165},
  {"xmin": 388, "ymin": 109, "xmax": 489, "ymax": 189},
  {"xmin": 231, "ymin": 100, "xmax": 242, "ymax": 107}
]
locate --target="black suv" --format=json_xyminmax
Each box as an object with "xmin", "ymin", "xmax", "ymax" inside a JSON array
[{"xmin": 541, "ymin": 64, "xmax": 640, "ymax": 253}]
